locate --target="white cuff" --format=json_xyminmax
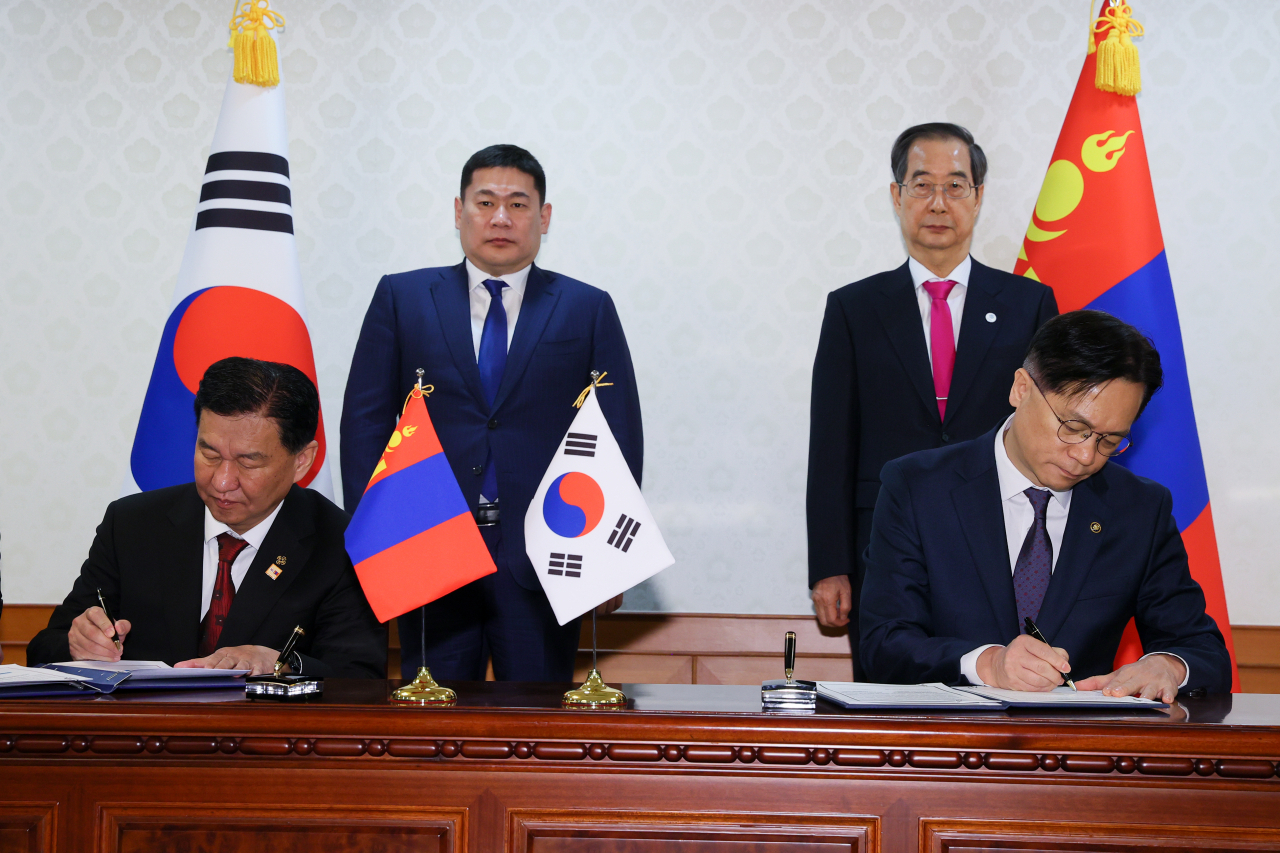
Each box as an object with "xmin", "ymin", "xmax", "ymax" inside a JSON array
[
  {"xmin": 1139, "ymin": 652, "xmax": 1189, "ymax": 688},
  {"xmin": 960, "ymin": 644, "xmax": 1001, "ymax": 686}
]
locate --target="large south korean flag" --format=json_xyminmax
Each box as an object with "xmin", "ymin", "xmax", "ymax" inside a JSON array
[
  {"xmin": 123, "ymin": 26, "xmax": 332, "ymax": 498},
  {"xmin": 526, "ymin": 390, "xmax": 673, "ymax": 625}
]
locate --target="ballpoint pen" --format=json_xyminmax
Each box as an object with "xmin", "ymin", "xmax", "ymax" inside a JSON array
[
  {"xmin": 274, "ymin": 626, "xmax": 305, "ymax": 677},
  {"xmin": 1024, "ymin": 616, "xmax": 1076, "ymax": 690},
  {"xmin": 96, "ymin": 588, "xmax": 122, "ymax": 651}
]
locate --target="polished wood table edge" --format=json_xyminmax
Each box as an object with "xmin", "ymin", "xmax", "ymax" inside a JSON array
[{"xmin": 0, "ymin": 684, "xmax": 1277, "ymax": 787}]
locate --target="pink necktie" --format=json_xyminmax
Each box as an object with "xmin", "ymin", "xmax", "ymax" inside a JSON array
[{"xmin": 922, "ymin": 279, "xmax": 958, "ymax": 421}]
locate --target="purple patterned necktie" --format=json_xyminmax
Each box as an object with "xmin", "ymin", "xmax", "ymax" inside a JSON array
[{"xmin": 1013, "ymin": 487, "xmax": 1053, "ymax": 629}]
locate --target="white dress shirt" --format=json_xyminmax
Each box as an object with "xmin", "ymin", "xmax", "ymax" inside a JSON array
[
  {"xmin": 908, "ymin": 254, "xmax": 971, "ymax": 365},
  {"xmin": 466, "ymin": 258, "xmax": 530, "ymax": 358},
  {"xmin": 960, "ymin": 415, "xmax": 1188, "ymax": 687},
  {"xmin": 200, "ymin": 500, "xmax": 284, "ymax": 621}
]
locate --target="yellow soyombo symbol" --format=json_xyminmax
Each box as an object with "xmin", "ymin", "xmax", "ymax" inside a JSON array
[
  {"xmin": 1024, "ymin": 128, "xmax": 1133, "ymax": 253},
  {"xmin": 1082, "ymin": 130, "xmax": 1134, "ymax": 173},
  {"xmin": 370, "ymin": 425, "xmax": 421, "ymax": 479},
  {"xmin": 1027, "ymin": 160, "xmax": 1084, "ymax": 242}
]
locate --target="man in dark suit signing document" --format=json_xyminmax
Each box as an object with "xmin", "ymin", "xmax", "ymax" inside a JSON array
[
  {"xmin": 807, "ymin": 123, "xmax": 1058, "ymax": 671},
  {"xmin": 859, "ymin": 311, "xmax": 1232, "ymax": 700},
  {"xmin": 28, "ymin": 358, "xmax": 386, "ymax": 677}
]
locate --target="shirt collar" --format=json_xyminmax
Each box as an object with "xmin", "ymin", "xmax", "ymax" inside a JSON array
[
  {"xmin": 994, "ymin": 414, "xmax": 1072, "ymax": 508},
  {"xmin": 908, "ymin": 254, "xmax": 971, "ymax": 290},
  {"xmin": 203, "ymin": 496, "xmax": 286, "ymax": 551},
  {"xmin": 465, "ymin": 258, "xmax": 531, "ymax": 295}
]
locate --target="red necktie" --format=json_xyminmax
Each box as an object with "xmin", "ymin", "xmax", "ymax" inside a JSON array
[
  {"xmin": 922, "ymin": 279, "xmax": 958, "ymax": 421},
  {"xmin": 198, "ymin": 532, "xmax": 250, "ymax": 657}
]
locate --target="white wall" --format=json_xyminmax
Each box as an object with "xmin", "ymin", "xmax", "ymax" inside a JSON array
[{"xmin": 1, "ymin": 1, "xmax": 1277, "ymax": 623}]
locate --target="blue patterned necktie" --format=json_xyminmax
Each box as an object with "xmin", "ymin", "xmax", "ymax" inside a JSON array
[
  {"xmin": 1013, "ymin": 487, "xmax": 1053, "ymax": 629},
  {"xmin": 477, "ymin": 278, "xmax": 508, "ymax": 501}
]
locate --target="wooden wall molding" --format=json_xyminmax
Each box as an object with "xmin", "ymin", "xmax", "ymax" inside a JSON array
[
  {"xmin": 510, "ymin": 809, "xmax": 876, "ymax": 852},
  {"xmin": 921, "ymin": 818, "xmax": 1280, "ymax": 853},
  {"xmin": 1, "ymin": 731, "xmax": 1276, "ymax": 784},
  {"xmin": 5, "ymin": 604, "xmax": 1280, "ymax": 692}
]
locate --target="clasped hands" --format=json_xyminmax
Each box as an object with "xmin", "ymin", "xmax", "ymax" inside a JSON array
[
  {"xmin": 69, "ymin": 606, "xmax": 284, "ymax": 676},
  {"xmin": 977, "ymin": 633, "xmax": 1187, "ymax": 702}
]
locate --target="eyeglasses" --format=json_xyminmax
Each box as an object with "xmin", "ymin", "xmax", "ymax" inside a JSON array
[
  {"xmin": 897, "ymin": 178, "xmax": 978, "ymax": 199},
  {"xmin": 1028, "ymin": 374, "xmax": 1132, "ymax": 457}
]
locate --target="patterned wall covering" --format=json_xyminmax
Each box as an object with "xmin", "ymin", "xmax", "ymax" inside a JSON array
[{"xmin": 1, "ymin": 1, "xmax": 1276, "ymax": 622}]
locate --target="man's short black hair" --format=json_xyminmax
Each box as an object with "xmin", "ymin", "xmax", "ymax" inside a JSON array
[
  {"xmin": 1024, "ymin": 310, "xmax": 1164, "ymax": 416},
  {"xmin": 891, "ymin": 122, "xmax": 988, "ymax": 187},
  {"xmin": 460, "ymin": 144, "xmax": 546, "ymax": 205},
  {"xmin": 193, "ymin": 357, "xmax": 320, "ymax": 454}
]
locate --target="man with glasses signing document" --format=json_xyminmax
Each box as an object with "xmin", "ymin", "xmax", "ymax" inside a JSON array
[{"xmin": 859, "ymin": 311, "xmax": 1232, "ymax": 701}]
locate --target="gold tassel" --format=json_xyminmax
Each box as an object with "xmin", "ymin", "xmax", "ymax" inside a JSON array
[
  {"xmin": 1093, "ymin": 1, "xmax": 1143, "ymax": 96},
  {"xmin": 229, "ymin": 0, "xmax": 285, "ymax": 88}
]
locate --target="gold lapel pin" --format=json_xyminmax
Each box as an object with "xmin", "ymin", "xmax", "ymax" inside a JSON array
[
  {"xmin": 276, "ymin": 556, "xmax": 287, "ymax": 565},
  {"xmin": 1090, "ymin": 522, "xmax": 1102, "ymax": 534},
  {"xmin": 266, "ymin": 566, "xmax": 282, "ymax": 580}
]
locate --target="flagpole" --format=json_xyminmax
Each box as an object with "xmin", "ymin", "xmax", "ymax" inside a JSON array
[{"xmin": 592, "ymin": 610, "xmax": 598, "ymax": 672}]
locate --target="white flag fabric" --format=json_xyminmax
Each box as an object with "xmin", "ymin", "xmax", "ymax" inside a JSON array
[
  {"xmin": 526, "ymin": 390, "xmax": 674, "ymax": 625},
  {"xmin": 124, "ymin": 30, "xmax": 333, "ymax": 498}
]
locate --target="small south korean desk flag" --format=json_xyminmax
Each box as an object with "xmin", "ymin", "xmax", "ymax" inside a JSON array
[{"xmin": 526, "ymin": 377, "xmax": 674, "ymax": 625}]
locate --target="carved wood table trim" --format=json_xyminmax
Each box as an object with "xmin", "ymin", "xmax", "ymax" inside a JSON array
[{"xmin": 1, "ymin": 682, "xmax": 1277, "ymax": 853}]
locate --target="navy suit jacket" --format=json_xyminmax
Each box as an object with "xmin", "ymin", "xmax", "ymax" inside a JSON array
[
  {"xmin": 858, "ymin": 426, "xmax": 1232, "ymax": 694},
  {"xmin": 807, "ymin": 259, "xmax": 1057, "ymax": 593},
  {"xmin": 341, "ymin": 262, "xmax": 643, "ymax": 590},
  {"xmin": 27, "ymin": 484, "xmax": 386, "ymax": 678}
]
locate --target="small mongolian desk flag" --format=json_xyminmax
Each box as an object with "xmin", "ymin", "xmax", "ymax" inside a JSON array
[
  {"xmin": 346, "ymin": 373, "xmax": 496, "ymax": 623},
  {"xmin": 1015, "ymin": 1, "xmax": 1238, "ymax": 689},
  {"xmin": 526, "ymin": 373, "xmax": 674, "ymax": 626}
]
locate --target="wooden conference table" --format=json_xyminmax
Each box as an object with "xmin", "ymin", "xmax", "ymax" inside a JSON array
[{"xmin": 1, "ymin": 680, "xmax": 1278, "ymax": 853}]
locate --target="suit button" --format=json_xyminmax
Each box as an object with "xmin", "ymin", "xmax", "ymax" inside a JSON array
[
  {"xmin": 941, "ymin": 432, "xmax": 951, "ymax": 442},
  {"xmin": 472, "ymin": 466, "xmax": 483, "ymax": 476},
  {"xmin": 487, "ymin": 418, "xmax": 499, "ymax": 429}
]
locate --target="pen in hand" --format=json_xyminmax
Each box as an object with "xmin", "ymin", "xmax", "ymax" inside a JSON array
[
  {"xmin": 1024, "ymin": 616, "xmax": 1076, "ymax": 691},
  {"xmin": 96, "ymin": 588, "xmax": 122, "ymax": 652}
]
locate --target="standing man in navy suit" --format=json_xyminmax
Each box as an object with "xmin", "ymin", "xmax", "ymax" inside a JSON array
[
  {"xmin": 807, "ymin": 123, "xmax": 1058, "ymax": 674},
  {"xmin": 859, "ymin": 311, "xmax": 1231, "ymax": 699},
  {"xmin": 341, "ymin": 145, "xmax": 642, "ymax": 682}
]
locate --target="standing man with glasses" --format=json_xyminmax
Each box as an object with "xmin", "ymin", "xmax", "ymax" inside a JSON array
[
  {"xmin": 341, "ymin": 144, "xmax": 642, "ymax": 683},
  {"xmin": 858, "ymin": 310, "xmax": 1231, "ymax": 699},
  {"xmin": 807, "ymin": 123, "xmax": 1058, "ymax": 674}
]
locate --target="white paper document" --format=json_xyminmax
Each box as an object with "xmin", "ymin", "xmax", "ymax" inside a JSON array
[
  {"xmin": 52, "ymin": 661, "xmax": 250, "ymax": 679},
  {"xmin": 0, "ymin": 664, "xmax": 92, "ymax": 685},
  {"xmin": 959, "ymin": 686, "xmax": 1166, "ymax": 708},
  {"xmin": 817, "ymin": 681, "xmax": 1005, "ymax": 709}
]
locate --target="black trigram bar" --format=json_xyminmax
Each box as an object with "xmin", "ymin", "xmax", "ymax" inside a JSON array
[
  {"xmin": 548, "ymin": 552, "xmax": 583, "ymax": 578},
  {"xmin": 564, "ymin": 432, "xmax": 597, "ymax": 457},
  {"xmin": 205, "ymin": 150, "xmax": 291, "ymax": 177},
  {"xmin": 607, "ymin": 514, "xmax": 640, "ymax": 553},
  {"xmin": 200, "ymin": 179, "xmax": 292, "ymax": 205},
  {"xmin": 195, "ymin": 208, "xmax": 294, "ymax": 234}
]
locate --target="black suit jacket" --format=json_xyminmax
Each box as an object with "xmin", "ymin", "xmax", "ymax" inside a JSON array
[
  {"xmin": 858, "ymin": 427, "xmax": 1232, "ymax": 693},
  {"xmin": 27, "ymin": 484, "xmax": 386, "ymax": 677},
  {"xmin": 806, "ymin": 259, "xmax": 1057, "ymax": 597}
]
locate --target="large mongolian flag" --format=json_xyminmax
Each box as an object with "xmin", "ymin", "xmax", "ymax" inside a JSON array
[
  {"xmin": 345, "ymin": 382, "xmax": 496, "ymax": 623},
  {"xmin": 1014, "ymin": 2, "xmax": 1238, "ymax": 689},
  {"xmin": 124, "ymin": 2, "xmax": 333, "ymax": 497}
]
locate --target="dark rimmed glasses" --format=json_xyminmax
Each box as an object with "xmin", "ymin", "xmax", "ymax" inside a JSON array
[{"xmin": 1028, "ymin": 374, "xmax": 1132, "ymax": 457}]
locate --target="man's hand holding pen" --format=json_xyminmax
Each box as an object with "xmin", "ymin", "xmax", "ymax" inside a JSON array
[
  {"xmin": 976, "ymin": 634, "xmax": 1073, "ymax": 691},
  {"xmin": 68, "ymin": 606, "xmax": 131, "ymax": 662}
]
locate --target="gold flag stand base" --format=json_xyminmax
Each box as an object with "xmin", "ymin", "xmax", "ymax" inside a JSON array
[
  {"xmin": 563, "ymin": 668, "xmax": 626, "ymax": 708},
  {"xmin": 391, "ymin": 667, "xmax": 456, "ymax": 706}
]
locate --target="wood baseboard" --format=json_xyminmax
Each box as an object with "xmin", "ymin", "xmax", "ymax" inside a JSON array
[{"xmin": 5, "ymin": 603, "xmax": 1279, "ymax": 692}]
